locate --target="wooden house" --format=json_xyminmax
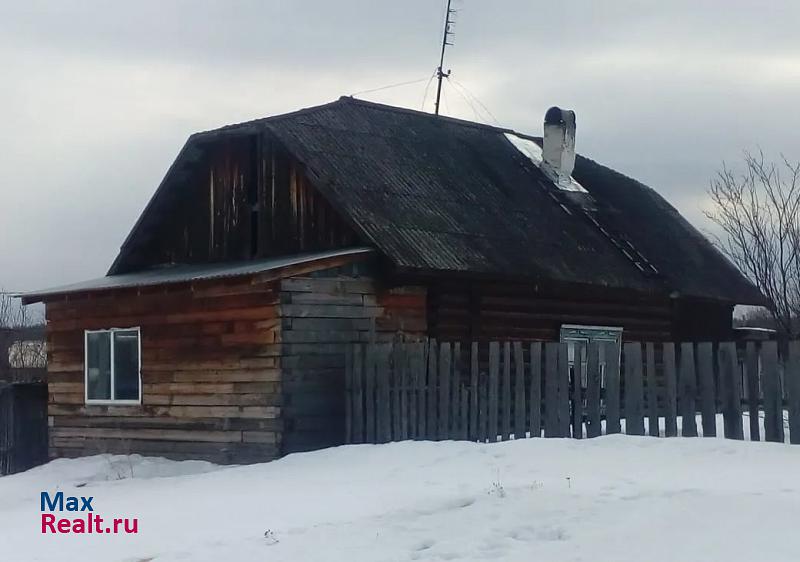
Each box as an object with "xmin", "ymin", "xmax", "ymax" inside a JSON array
[{"xmin": 23, "ymin": 98, "xmax": 763, "ymax": 463}]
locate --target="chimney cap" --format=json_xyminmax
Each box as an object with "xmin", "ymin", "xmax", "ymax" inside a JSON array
[{"xmin": 544, "ymin": 106, "xmax": 576, "ymax": 126}]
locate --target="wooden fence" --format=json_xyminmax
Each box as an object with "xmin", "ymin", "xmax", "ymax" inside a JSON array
[
  {"xmin": 344, "ymin": 340, "xmax": 800, "ymax": 445},
  {"xmin": 0, "ymin": 382, "xmax": 48, "ymax": 475}
]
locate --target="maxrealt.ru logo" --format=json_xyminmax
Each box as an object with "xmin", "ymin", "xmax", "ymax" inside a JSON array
[{"xmin": 40, "ymin": 492, "xmax": 139, "ymax": 534}]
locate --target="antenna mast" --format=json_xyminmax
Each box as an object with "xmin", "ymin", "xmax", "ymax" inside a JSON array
[{"xmin": 434, "ymin": 0, "xmax": 455, "ymax": 116}]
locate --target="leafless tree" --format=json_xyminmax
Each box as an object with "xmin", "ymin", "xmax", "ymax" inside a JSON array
[
  {"xmin": 706, "ymin": 151, "xmax": 800, "ymax": 337},
  {"xmin": 0, "ymin": 292, "xmax": 46, "ymax": 377}
]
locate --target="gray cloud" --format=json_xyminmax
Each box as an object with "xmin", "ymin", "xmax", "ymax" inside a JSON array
[{"xmin": 1, "ymin": 0, "xmax": 799, "ymax": 292}]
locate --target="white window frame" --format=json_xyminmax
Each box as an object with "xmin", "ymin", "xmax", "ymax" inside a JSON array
[{"xmin": 84, "ymin": 327, "xmax": 142, "ymax": 406}]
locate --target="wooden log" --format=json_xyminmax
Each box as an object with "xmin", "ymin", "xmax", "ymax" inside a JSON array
[
  {"xmin": 489, "ymin": 341, "xmax": 500, "ymax": 442},
  {"xmin": 502, "ymin": 342, "xmax": 512, "ymax": 440},
  {"xmin": 745, "ymin": 341, "xmax": 760, "ymax": 441},
  {"xmin": 623, "ymin": 342, "xmax": 645, "ymax": 436},
  {"xmin": 558, "ymin": 343, "xmax": 570, "ymax": 437},
  {"xmin": 718, "ymin": 342, "xmax": 743, "ymax": 440},
  {"xmin": 663, "ymin": 342, "xmax": 678, "ymax": 437},
  {"xmin": 345, "ymin": 344, "xmax": 353, "ymax": 444},
  {"xmin": 427, "ymin": 338, "xmax": 438, "ymax": 440},
  {"xmin": 544, "ymin": 342, "xmax": 560, "ymax": 437},
  {"xmin": 365, "ymin": 343, "xmax": 375, "ymax": 443},
  {"xmin": 605, "ymin": 341, "xmax": 621, "ymax": 435},
  {"xmin": 761, "ymin": 341, "xmax": 782, "ymax": 443},
  {"xmin": 645, "ymin": 342, "xmax": 659, "ymax": 437},
  {"xmin": 439, "ymin": 342, "xmax": 451, "ymax": 440},
  {"xmin": 679, "ymin": 343, "xmax": 698, "ymax": 437},
  {"xmin": 529, "ymin": 342, "xmax": 542, "ymax": 438},
  {"xmin": 470, "ymin": 342, "xmax": 479, "ymax": 441},
  {"xmin": 585, "ymin": 341, "xmax": 601, "ymax": 438},
  {"xmin": 696, "ymin": 342, "xmax": 717, "ymax": 437},
  {"xmin": 514, "ymin": 342, "xmax": 526, "ymax": 439},
  {"xmin": 787, "ymin": 341, "xmax": 800, "ymax": 445},
  {"xmin": 572, "ymin": 342, "xmax": 584, "ymax": 439}
]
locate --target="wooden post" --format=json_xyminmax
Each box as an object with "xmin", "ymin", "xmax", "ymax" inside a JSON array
[
  {"xmin": 544, "ymin": 342, "xmax": 560, "ymax": 437},
  {"xmin": 502, "ymin": 342, "xmax": 511, "ymax": 440},
  {"xmin": 761, "ymin": 341, "xmax": 782, "ymax": 443},
  {"xmin": 645, "ymin": 343, "xmax": 659, "ymax": 437},
  {"xmin": 786, "ymin": 341, "xmax": 800, "ymax": 445},
  {"xmin": 605, "ymin": 341, "xmax": 621, "ymax": 435},
  {"xmin": 718, "ymin": 342, "xmax": 743, "ymax": 440},
  {"xmin": 513, "ymin": 342, "xmax": 526, "ymax": 439},
  {"xmin": 679, "ymin": 343, "xmax": 698, "ymax": 437},
  {"xmin": 663, "ymin": 342, "xmax": 678, "ymax": 437},
  {"xmin": 624, "ymin": 342, "xmax": 645, "ymax": 436},
  {"xmin": 529, "ymin": 342, "xmax": 542, "ymax": 438},
  {"xmin": 427, "ymin": 338, "xmax": 438, "ymax": 440},
  {"xmin": 439, "ymin": 342, "xmax": 451, "ymax": 440},
  {"xmin": 585, "ymin": 341, "xmax": 601, "ymax": 438},
  {"xmin": 696, "ymin": 342, "xmax": 717, "ymax": 437},
  {"xmin": 558, "ymin": 343, "xmax": 571, "ymax": 437},
  {"xmin": 470, "ymin": 342, "xmax": 479, "ymax": 441},
  {"xmin": 488, "ymin": 341, "xmax": 500, "ymax": 442},
  {"xmin": 745, "ymin": 341, "xmax": 760, "ymax": 441},
  {"xmin": 572, "ymin": 342, "xmax": 584, "ymax": 439}
]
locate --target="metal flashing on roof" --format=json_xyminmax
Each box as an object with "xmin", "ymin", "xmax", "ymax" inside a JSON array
[{"xmin": 22, "ymin": 247, "xmax": 374, "ymax": 303}]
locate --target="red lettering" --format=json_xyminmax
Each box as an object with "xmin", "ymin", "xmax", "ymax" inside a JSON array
[
  {"xmin": 73, "ymin": 518, "xmax": 85, "ymax": 534},
  {"xmin": 94, "ymin": 515, "xmax": 104, "ymax": 534},
  {"xmin": 113, "ymin": 518, "xmax": 122, "ymax": 533},
  {"xmin": 124, "ymin": 518, "xmax": 138, "ymax": 534},
  {"xmin": 41, "ymin": 514, "xmax": 56, "ymax": 533},
  {"xmin": 57, "ymin": 519, "xmax": 70, "ymax": 533}
]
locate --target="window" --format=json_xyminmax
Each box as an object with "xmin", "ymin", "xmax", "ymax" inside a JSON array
[
  {"xmin": 560, "ymin": 324, "xmax": 622, "ymax": 387},
  {"xmin": 85, "ymin": 328, "xmax": 141, "ymax": 404}
]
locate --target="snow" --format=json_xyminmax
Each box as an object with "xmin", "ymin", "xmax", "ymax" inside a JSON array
[
  {"xmin": 2, "ymin": 429, "xmax": 800, "ymax": 561},
  {"xmin": 504, "ymin": 132, "xmax": 588, "ymax": 193}
]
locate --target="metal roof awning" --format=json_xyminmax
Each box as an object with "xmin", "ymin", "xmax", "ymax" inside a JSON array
[{"xmin": 21, "ymin": 247, "xmax": 374, "ymax": 304}]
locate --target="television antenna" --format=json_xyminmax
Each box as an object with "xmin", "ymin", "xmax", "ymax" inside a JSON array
[{"xmin": 434, "ymin": 0, "xmax": 457, "ymax": 116}]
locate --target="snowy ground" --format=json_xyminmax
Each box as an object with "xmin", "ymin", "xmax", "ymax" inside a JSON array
[{"xmin": 2, "ymin": 422, "xmax": 800, "ymax": 561}]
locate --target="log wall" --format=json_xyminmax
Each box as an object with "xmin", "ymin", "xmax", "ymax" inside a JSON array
[{"xmin": 44, "ymin": 276, "xmax": 282, "ymax": 464}]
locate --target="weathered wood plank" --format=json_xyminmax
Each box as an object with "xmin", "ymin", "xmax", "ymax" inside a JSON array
[
  {"xmin": 761, "ymin": 341, "xmax": 782, "ymax": 443},
  {"xmin": 345, "ymin": 344, "xmax": 353, "ymax": 444},
  {"xmin": 470, "ymin": 342, "xmax": 479, "ymax": 441},
  {"xmin": 624, "ymin": 342, "xmax": 645, "ymax": 436},
  {"xmin": 663, "ymin": 342, "xmax": 678, "ymax": 437},
  {"xmin": 427, "ymin": 338, "xmax": 438, "ymax": 440},
  {"xmin": 417, "ymin": 342, "xmax": 427, "ymax": 439},
  {"xmin": 365, "ymin": 343, "xmax": 376, "ymax": 442},
  {"xmin": 502, "ymin": 342, "xmax": 512, "ymax": 440},
  {"xmin": 544, "ymin": 342, "xmax": 560, "ymax": 437},
  {"xmin": 696, "ymin": 342, "xmax": 717, "ymax": 437},
  {"xmin": 558, "ymin": 343, "xmax": 570, "ymax": 437},
  {"xmin": 529, "ymin": 342, "xmax": 542, "ymax": 438},
  {"xmin": 585, "ymin": 341, "xmax": 601, "ymax": 438},
  {"xmin": 718, "ymin": 342, "xmax": 743, "ymax": 440},
  {"xmin": 645, "ymin": 342, "xmax": 659, "ymax": 437},
  {"xmin": 679, "ymin": 343, "xmax": 698, "ymax": 437},
  {"xmin": 439, "ymin": 342, "xmax": 452, "ymax": 440},
  {"xmin": 605, "ymin": 341, "xmax": 621, "ymax": 435},
  {"xmin": 453, "ymin": 343, "xmax": 462, "ymax": 436},
  {"xmin": 513, "ymin": 342, "xmax": 526, "ymax": 439},
  {"xmin": 460, "ymin": 386, "xmax": 469, "ymax": 441},
  {"xmin": 745, "ymin": 341, "xmax": 760, "ymax": 441},
  {"xmin": 399, "ymin": 343, "xmax": 409, "ymax": 441},
  {"xmin": 408, "ymin": 344, "xmax": 418, "ymax": 440},
  {"xmin": 488, "ymin": 342, "xmax": 500, "ymax": 442},
  {"xmin": 787, "ymin": 341, "xmax": 800, "ymax": 445},
  {"xmin": 572, "ymin": 342, "xmax": 584, "ymax": 439},
  {"xmin": 378, "ymin": 345, "xmax": 392, "ymax": 443},
  {"xmin": 392, "ymin": 344, "xmax": 403, "ymax": 441}
]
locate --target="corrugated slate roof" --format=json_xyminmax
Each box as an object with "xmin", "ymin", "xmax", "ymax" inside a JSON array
[{"xmin": 111, "ymin": 97, "xmax": 764, "ymax": 304}]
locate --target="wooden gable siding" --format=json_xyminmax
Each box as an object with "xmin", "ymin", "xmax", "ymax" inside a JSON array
[
  {"xmin": 279, "ymin": 266, "xmax": 427, "ymax": 453},
  {"xmin": 124, "ymin": 133, "xmax": 359, "ymax": 271},
  {"xmin": 44, "ymin": 276, "xmax": 282, "ymax": 464}
]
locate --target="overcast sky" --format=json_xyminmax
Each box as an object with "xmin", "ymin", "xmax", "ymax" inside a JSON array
[{"xmin": 1, "ymin": 0, "xmax": 799, "ymax": 292}]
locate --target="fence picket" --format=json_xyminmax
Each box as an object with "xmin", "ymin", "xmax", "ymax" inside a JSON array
[
  {"xmin": 679, "ymin": 343, "xmax": 698, "ymax": 437},
  {"xmin": 478, "ymin": 373, "xmax": 488, "ymax": 443},
  {"xmin": 558, "ymin": 343, "xmax": 571, "ymax": 437},
  {"xmin": 745, "ymin": 341, "xmax": 760, "ymax": 441},
  {"xmin": 501, "ymin": 342, "xmax": 511, "ymax": 440},
  {"xmin": 489, "ymin": 342, "xmax": 500, "ymax": 442},
  {"xmin": 787, "ymin": 341, "xmax": 800, "ymax": 445},
  {"xmin": 696, "ymin": 342, "xmax": 717, "ymax": 437},
  {"xmin": 460, "ymin": 386, "xmax": 469, "ymax": 440},
  {"xmin": 470, "ymin": 342, "xmax": 479, "ymax": 441},
  {"xmin": 645, "ymin": 343, "xmax": 659, "ymax": 437},
  {"xmin": 453, "ymin": 343, "xmax": 462, "ymax": 436},
  {"xmin": 529, "ymin": 342, "xmax": 542, "ymax": 438},
  {"xmin": 624, "ymin": 342, "xmax": 645, "ymax": 436},
  {"xmin": 417, "ymin": 341, "xmax": 427, "ymax": 439},
  {"xmin": 512, "ymin": 342, "xmax": 526, "ymax": 439},
  {"xmin": 572, "ymin": 342, "xmax": 584, "ymax": 439},
  {"xmin": 544, "ymin": 342, "xmax": 560, "ymax": 437},
  {"xmin": 605, "ymin": 341, "xmax": 621, "ymax": 435},
  {"xmin": 345, "ymin": 344, "xmax": 353, "ymax": 443},
  {"xmin": 439, "ymin": 342, "xmax": 451, "ymax": 440},
  {"xmin": 378, "ymin": 345, "xmax": 391, "ymax": 443},
  {"xmin": 663, "ymin": 342, "xmax": 678, "ymax": 437},
  {"xmin": 761, "ymin": 341, "xmax": 782, "ymax": 443},
  {"xmin": 365, "ymin": 343, "xmax": 376, "ymax": 442},
  {"xmin": 427, "ymin": 338, "xmax": 438, "ymax": 440},
  {"xmin": 585, "ymin": 341, "xmax": 601, "ymax": 438},
  {"xmin": 718, "ymin": 342, "xmax": 743, "ymax": 440}
]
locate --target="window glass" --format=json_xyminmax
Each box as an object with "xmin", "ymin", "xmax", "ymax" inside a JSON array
[
  {"xmin": 113, "ymin": 330, "xmax": 140, "ymax": 401},
  {"xmin": 86, "ymin": 331, "xmax": 112, "ymax": 400}
]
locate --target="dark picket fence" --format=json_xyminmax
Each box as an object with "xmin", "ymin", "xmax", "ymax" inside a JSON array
[
  {"xmin": 344, "ymin": 339, "xmax": 800, "ymax": 445},
  {"xmin": 0, "ymin": 382, "xmax": 48, "ymax": 475}
]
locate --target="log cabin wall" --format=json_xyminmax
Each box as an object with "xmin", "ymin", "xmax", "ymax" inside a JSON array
[
  {"xmin": 279, "ymin": 265, "xmax": 426, "ymax": 453},
  {"xmin": 121, "ymin": 133, "xmax": 359, "ymax": 272},
  {"xmin": 44, "ymin": 276, "xmax": 282, "ymax": 464}
]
